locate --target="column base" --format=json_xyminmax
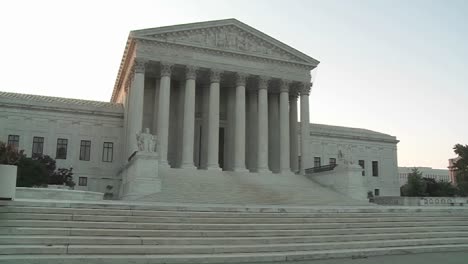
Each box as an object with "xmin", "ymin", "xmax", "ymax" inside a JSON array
[
  {"xmin": 280, "ymin": 169, "xmax": 295, "ymax": 176},
  {"xmin": 206, "ymin": 165, "xmax": 221, "ymax": 171},
  {"xmin": 257, "ymin": 168, "xmax": 272, "ymax": 174},
  {"xmin": 180, "ymin": 164, "xmax": 197, "ymax": 170},
  {"xmin": 159, "ymin": 160, "xmax": 170, "ymax": 169},
  {"xmin": 233, "ymin": 167, "xmax": 249, "ymax": 173}
]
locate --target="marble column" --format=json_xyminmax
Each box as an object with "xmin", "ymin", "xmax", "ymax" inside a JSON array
[
  {"xmin": 157, "ymin": 62, "xmax": 173, "ymax": 167},
  {"xmin": 181, "ymin": 66, "xmax": 197, "ymax": 169},
  {"xmin": 289, "ymin": 94, "xmax": 299, "ymax": 173},
  {"xmin": 233, "ymin": 73, "xmax": 247, "ymax": 172},
  {"xmin": 257, "ymin": 76, "xmax": 270, "ymax": 173},
  {"xmin": 207, "ymin": 69, "xmax": 222, "ymax": 170},
  {"xmin": 279, "ymin": 80, "xmax": 290, "ymax": 173},
  {"xmin": 127, "ymin": 58, "xmax": 146, "ymax": 158},
  {"xmin": 300, "ymin": 82, "xmax": 311, "ymax": 174}
]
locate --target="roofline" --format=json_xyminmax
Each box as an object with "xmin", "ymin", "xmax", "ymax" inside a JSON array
[
  {"xmin": 130, "ymin": 18, "xmax": 320, "ymax": 65},
  {"xmin": 111, "ymin": 19, "xmax": 320, "ymax": 102}
]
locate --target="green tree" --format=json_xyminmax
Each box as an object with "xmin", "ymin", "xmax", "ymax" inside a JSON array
[
  {"xmin": 401, "ymin": 168, "xmax": 426, "ymax": 197},
  {"xmin": 454, "ymin": 144, "xmax": 468, "ymax": 196}
]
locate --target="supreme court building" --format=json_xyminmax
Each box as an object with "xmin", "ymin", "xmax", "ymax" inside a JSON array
[{"xmin": 0, "ymin": 19, "xmax": 400, "ymax": 204}]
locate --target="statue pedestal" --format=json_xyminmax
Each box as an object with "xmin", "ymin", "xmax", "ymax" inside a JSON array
[{"xmin": 119, "ymin": 152, "xmax": 160, "ymax": 200}]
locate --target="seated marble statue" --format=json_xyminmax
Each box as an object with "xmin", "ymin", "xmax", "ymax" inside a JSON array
[{"xmin": 136, "ymin": 128, "xmax": 157, "ymax": 153}]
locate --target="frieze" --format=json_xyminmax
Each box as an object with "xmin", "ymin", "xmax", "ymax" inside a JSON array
[{"xmin": 136, "ymin": 39, "xmax": 312, "ymax": 73}]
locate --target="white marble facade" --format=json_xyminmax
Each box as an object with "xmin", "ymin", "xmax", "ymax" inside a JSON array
[{"xmin": 0, "ymin": 19, "xmax": 401, "ymax": 199}]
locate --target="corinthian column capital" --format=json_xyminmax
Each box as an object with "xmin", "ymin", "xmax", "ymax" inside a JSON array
[
  {"xmin": 235, "ymin": 73, "xmax": 248, "ymax": 87},
  {"xmin": 185, "ymin": 65, "xmax": 198, "ymax": 80},
  {"xmin": 134, "ymin": 58, "xmax": 147, "ymax": 74},
  {"xmin": 299, "ymin": 82, "xmax": 312, "ymax": 95},
  {"xmin": 279, "ymin": 79, "xmax": 291, "ymax": 93},
  {"xmin": 258, "ymin": 76, "xmax": 270, "ymax": 90},
  {"xmin": 210, "ymin": 69, "xmax": 223, "ymax": 83},
  {"xmin": 160, "ymin": 62, "xmax": 173, "ymax": 77}
]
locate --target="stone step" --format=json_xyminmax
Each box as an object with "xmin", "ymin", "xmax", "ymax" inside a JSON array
[
  {"xmin": 2, "ymin": 231, "xmax": 468, "ymax": 245},
  {"xmin": 4, "ymin": 212, "xmax": 468, "ymax": 224},
  {"xmin": 1, "ymin": 237, "xmax": 468, "ymax": 255},
  {"xmin": 4, "ymin": 200, "xmax": 468, "ymax": 214},
  {"xmin": 3, "ymin": 225, "xmax": 468, "ymax": 237},
  {"xmin": 2, "ymin": 219, "xmax": 468, "ymax": 230},
  {"xmin": 1, "ymin": 244, "xmax": 468, "ymax": 264},
  {"xmin": 3, "ymin": 206, "xmax": 468, "ymax": 218}
]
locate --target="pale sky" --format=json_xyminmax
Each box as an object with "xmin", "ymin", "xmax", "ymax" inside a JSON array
[{"xmin": 0, "ymin": 0, "xmax": 466, "ymax": 169}]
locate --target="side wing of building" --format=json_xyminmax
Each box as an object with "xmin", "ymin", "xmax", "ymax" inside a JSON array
[
  {"xmin": 0, "ymin": 92, "xmax": 124, "ymax": 194},
  {"xmin": 302, "ymin": 123, "xmax": 400, "ymax": 196}
]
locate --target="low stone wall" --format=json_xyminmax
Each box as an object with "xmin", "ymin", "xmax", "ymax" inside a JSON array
[
  {"xmin": 16, "ymin": 187, "xmax": 104, "ymax": 201},
  {"xmin": 373, "ymin": 196, "xmax": 468, "ymax": 206}
]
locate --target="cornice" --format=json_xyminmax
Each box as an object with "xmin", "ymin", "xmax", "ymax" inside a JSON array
[
  {"xmin": 309, "ymin": 132, "xmax": 399, "ymax": 144},
  {"xmin": 0, "ymin": 101, "xmax": 124, "ymax": 119}
]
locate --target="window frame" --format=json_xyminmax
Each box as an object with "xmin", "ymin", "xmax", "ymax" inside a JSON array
[
  {"xmin": 78, "ymin": 177, "xmax": 88, "ymax": 186},
  {"xmin": 32, "ymin": 136, "xmax": 44, "ymax": 157},
  {"xmin": 56, "ymin": 138, "xmax": 68, "ymax": 160},
  {"xmin": 102, "ymin": 142, "xmax": 114, "ymax": 163},
  {"xmin": 372, "ymin": 161, "xmax": 379, "ymax": 177},
  {"xmin": 329, "ymin": 158, "xmax": 336, "ymax": 166},
  {"xmin": 314, "ymin": 157, "xmax": 321, "ymax": 167},
  {"xmin": 7, "ymin": 135, "xmax": 20, "ymax": 150},
  {"xmin": 359, "ymin": 160, "xmax": 365, "ymax": 176},
  {"xmin": 79, "ymin": 140, "xmax": 91, "ymax": 161}
]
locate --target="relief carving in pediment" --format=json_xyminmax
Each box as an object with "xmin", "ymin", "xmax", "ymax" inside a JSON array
[{"xmin": 147, "ymin": 26, "xmax": 305, "ymax": 62}]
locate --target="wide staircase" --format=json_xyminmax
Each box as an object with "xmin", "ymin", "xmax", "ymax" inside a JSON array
[{"xmin": 2, "ymin": 200, "xmax": 468, "ymax": 263}]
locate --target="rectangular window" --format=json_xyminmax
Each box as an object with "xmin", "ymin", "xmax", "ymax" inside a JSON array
[
  {"xmin": 79, "ymin": 140, "xmax": 91, "ymax": 161},
  {"xmin": 32, "ymin": 137, "xmax": 44, "ymax": 156},
  {"xmin": 329, "ymin": 158, "xmax": 336, "ymax": 165},
  {"xmin": 314, "ymin": 157, "xmax": 321, "ymax": 167},
  {"xmin": 102, "ymin": 142, "xmax": 114, "ymax": 162},
  {"xmin": 7, "ymin": 135, "xmax": 20, "ymax": 150},
  {"xmin": 374, "ymin": 189, "xmax": 380, "ymax": 196},
  {"xmin": 372, "ymin": 161, "xmax": 379, "ymax": 177},
  {"xmin": 56, "ymin": 138, "xmax": 68, "ymax": 159},
  {"xmin": 359, "ymin": 160, "xmax": 365, "ymax": 176},
  {"xmin": 78, "ymin": 177, "xmax": 87, "ymax": 186}
]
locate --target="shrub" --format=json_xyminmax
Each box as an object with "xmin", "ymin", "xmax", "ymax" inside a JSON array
[
  {"xmin": 0, "ymin": 142, "xmax": 25, "ymax": 165},
  {"xmin": 16, "ymin": 158, "xmax": 49, "ymax": 187}
]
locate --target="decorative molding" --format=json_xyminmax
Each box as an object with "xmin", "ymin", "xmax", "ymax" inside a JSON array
[
  {"xmin": 138, "ymin": 39, "xmax": 313, "ymax": 72},
  {"xmin": 235, "ymin": 73, "xmax": 248, "ymax": 87},
  {"xmin": 210, "ymin": 69, "xmax": 223, "ymax": 83},
  {"xmin": 185, "ymin": 65, "xmax": 198, "ymax": 80},
  {"xmin": 134, "ymin": 58, "xmax": 147, "ymax": 73},
  {"xmin": 279, "ymin": 79, "xmax": 291, "ymax": 93},
  {"xmin": 160, "ymin": 62, "xmax": 173, "ymax": 77},
  {"xmin": 258, "ymin": 76, "xmax": 270, "ymax": 90}
]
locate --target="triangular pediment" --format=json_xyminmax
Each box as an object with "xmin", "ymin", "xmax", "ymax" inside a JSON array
[{"xmin": 130, "ymin": 19, "xmax": 319, "ymax": 65}]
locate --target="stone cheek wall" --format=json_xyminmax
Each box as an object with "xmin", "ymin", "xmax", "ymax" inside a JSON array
[
  {"xmin": 373, "ymin": 196, "xmax": 468, "ymax": 206},
  {"xmin": 0, "ymin": 97, "xmax": 124, "ymax": 196}
]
